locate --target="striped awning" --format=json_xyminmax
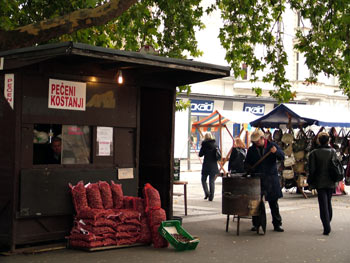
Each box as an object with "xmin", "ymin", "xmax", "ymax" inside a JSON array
[
  {"xmin": 191, "ymin": 109, "xmax": 258, "ymax": 133},
  {"xmin": 191, "ymin": 110, "xmax": 230, "ymax": 133}
]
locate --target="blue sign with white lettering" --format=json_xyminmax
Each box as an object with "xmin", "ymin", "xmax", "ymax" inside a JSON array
[
  {"xmin": 243, "ymin": 103, "xmax": 265, "ymax": 116},
  {"xmin": 190, "ymin": 100, "xmax": 214, "ymax": 114}
]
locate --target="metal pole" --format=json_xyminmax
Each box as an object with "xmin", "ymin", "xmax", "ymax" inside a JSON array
[{"xmin": 187, "ymin": 104, "xmax": 191, "ymax": 171}]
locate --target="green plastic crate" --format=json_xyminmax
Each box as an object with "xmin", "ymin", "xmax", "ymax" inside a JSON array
[{"xmin": 158, "ymin": 220, "xmax": 199, "ymax": 251}]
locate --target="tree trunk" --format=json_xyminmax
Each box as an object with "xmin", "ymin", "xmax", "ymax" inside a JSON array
[{"xmin": 0, "ymin": 0, "xmax": 137, "ymax": 51}]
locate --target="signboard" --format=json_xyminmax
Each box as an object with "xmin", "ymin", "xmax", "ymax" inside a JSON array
[
  {"xmin": 243, "ymin": 103, "xmax": 265, "ymax": 116},
  {"xmin": 48, "ymin": 79, "xmax": 86, "ymax": 111},
  {"xmin": 190, "ymin": 99, "xmax": 214, "ymax": 114},
  {"xmin": 4, "ymin": 74, "xmax": 14, "ymax": 109}
]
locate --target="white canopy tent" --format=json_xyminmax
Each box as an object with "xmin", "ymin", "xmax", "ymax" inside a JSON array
[{"xmin": 251, "ymin": 103, "xmax": 350, "ymax": 128}]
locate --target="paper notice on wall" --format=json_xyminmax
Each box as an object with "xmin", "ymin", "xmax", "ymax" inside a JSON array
[
  {"xmin": 97, "ymin": 127, "xmax": 113, "ymax": 142},
  {"xmin": 4, "ymin": 74, "xmax": 14, "ymax": 109},
  {"xmin": 97, "ymin": 127, "xmax": 113, "ymax": 156},
  {"xmin": 98, "ymin": 141, "xmax": 111, "ymax": 156},
  {"xmin": 118, "ymin": 168, "xmax": 134, "ymax": 180}
]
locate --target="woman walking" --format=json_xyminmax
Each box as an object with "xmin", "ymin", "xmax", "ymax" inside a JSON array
[
  {"xmin": 199, "ymin": 132, "xmax": 219, "ymax": 201},
  {"xmin": 308, "ymin": 132, "xmax": 337, "ymax": 235}
]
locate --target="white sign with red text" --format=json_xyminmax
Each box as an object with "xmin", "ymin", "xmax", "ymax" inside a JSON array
[
  {"xmin": 4, "ymin": 74, "xmax": 14, "ymax": 109},
  {"xmin": 48, "ymin": 79, "xmax": 86, "ymax": 111}
]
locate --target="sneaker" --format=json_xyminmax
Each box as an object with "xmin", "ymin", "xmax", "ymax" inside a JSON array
[{"xmin": 251, "ymin": 226, "xmax": 257, "ymax": 231}]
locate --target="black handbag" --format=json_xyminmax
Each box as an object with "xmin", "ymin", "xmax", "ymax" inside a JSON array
[
  {"xmin": 305, "ymin": 129, "xmax": 316, "ymax": 152},
  {"xmin": 329, "ymin": 151, "xmax": 345, "ymax": 182},
  {"xmin": 273, "ymin": 129, "xmax": 283, "ymax": 142},
  {"xmin": 341, "ymin": 130, "xmax": 350, "ymax": 155},
  {"xmin": 293, "ymin": 129, "xmax": 308, "ymax": 152},
  {"xmin": 335, "ymin": 128, "xmax": 345, "ymax": 145},
  {"xmin": 215, "ymin": 147, "xmax": 221, "ymax": 161},
  {"xmin": 256, "ymin": 197, "xmax": 267, "ymax": 235}
]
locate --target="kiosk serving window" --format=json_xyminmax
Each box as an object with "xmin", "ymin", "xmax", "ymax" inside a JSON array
[{"xmin": 33, "ymin": 124, "xmax": 91, "ymax": 165}]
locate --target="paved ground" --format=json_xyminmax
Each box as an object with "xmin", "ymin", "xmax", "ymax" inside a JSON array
[{"xmin": 2, "ymin": 169, "xmax": 350, "ymax": 263}]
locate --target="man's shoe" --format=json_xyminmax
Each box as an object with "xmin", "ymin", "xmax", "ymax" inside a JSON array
[
  {"xmin": 274, "ymin": 226, "xmax": 284, "ymax": 232},
  {"xmin": 251, "ymin": 226, "xmax": 257, "ymax": 231},
  {"xmin": 323, "ymin": 229, "xmax": 331, "ymax": 235}
]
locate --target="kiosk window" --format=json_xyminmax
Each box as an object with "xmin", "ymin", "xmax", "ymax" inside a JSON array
[
  {"xmin": 62, "ymin": 125, "xmax": 91, "ymax": 164},
  {"xmin": 33, "ymin": 124, "xmax": 91, "ymax": 165}
]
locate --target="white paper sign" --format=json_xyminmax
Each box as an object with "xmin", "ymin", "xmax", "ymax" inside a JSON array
[
  {"xmin": 97, "ymin": 127, "xmax": 113, "ymax": 142},
  {"xmin": 118, "ymin": 168, "xmax": 134, "ymax": 179},
  {"xmin": 98, "ymin": 141, "xmax": 111, "ymax": 156},
  {"xmin": 4, "ymin": 74, "xmax": 14, "ymax": 109},
  {"xmin": 48, "ymin": 79, "xmax": 86, "ymax": 111}
]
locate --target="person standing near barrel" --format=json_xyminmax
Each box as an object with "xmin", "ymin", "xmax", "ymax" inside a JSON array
[
  {"xmin": 228, "ymin": 137, "xmax": 246, "ymax": 173},
  {"xmin": 245, "ymin": 129, "xmax": 285, "ymax": 232},
  {"xmin": 199, "ymin": 132, "xmax": 219, "ymax": 201}
]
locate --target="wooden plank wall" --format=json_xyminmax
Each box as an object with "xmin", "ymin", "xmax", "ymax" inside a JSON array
[{"xmin": 0, "ymin": 74, "xmax": 16, "ymax": 250}]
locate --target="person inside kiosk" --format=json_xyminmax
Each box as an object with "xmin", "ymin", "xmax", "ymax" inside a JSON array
[{"xmin": 46, "ymin": 137, "xmax": 62, "ymax": 164}]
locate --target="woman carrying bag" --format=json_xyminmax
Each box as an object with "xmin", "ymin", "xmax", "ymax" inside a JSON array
[
  {"xmin": 228, "ymin": 137, "xmax": 246, "ymax": 173},
  {"xmin": 199, "ymin": 132, "xmax": 219, "ymax": 201}
]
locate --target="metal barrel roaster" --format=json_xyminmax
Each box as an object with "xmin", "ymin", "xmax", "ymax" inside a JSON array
[{"xmin": 222, "ymin": 174, "xmax": 261, "ymax": 217}]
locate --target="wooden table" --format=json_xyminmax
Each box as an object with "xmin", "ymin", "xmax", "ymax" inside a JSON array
[{"xmin": 173, "ymin": 181, "xmax": 188, "ymax": 216}]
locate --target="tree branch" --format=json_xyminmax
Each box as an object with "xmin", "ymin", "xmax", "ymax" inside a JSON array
[{"xmin": 0, "ymin": 0, "xmax": 137, "ymax": 51}]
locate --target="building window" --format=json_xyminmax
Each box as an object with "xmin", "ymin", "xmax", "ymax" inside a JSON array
[
  {"xmin": 242, "ymin": 63, "xmax": 248, "ymax": 80},
  {"xmin": 295, "ymin": 52, "xmax": 299, "ymax": 81},
  {"xmin": 297, "ymin": 12, "xmax": 301, "ymax": 27},
  {"xmin": 309, "ymin": 69, "xmax": 315, "ymax": 79}
]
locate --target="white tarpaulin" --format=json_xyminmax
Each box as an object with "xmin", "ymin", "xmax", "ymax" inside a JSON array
[
  {"xmin": 217, "ymin": 109, "xmax": 259, "ymax": 125},
  {"xmin": 251, "ymin": 103, "xmax": 350, "ymax": 128},
  {"xmin": 286, "ymin": 104, "xmax": 350, "ymax": 128}
]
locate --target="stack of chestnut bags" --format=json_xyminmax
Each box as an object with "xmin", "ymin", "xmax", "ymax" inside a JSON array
[{"xmin": 67, "ymin": 181, "xmax": 168, "ymax": 249}]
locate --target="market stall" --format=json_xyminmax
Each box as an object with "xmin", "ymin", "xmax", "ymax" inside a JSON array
[
  {"xmin": 0, "ymin": 42, "xmax": 230, "ymax": 251},
  {"xmin": 250, "ymin": 103, "xmax": 350, "ymax": 197},
  {"xmin": 191, "ymin": 109, "xmax": 258, "ymax": 173}
]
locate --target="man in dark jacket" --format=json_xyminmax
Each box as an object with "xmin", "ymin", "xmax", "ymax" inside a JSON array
[
  {"xmin": 199, "ymin": 132, "xmax": 219, "ymax": 201},
  {"xmin": 308, "ymin": 132, "xmax": 336, "ymax": 235},
  {"xmin": 245, "ymin": 129, "xmax": 285, "ymax": 232}
]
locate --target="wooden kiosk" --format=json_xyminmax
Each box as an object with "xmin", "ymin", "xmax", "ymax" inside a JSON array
[{"xmin": 0, "ymin": 42, "xmax": 230, "ymax": 251}]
